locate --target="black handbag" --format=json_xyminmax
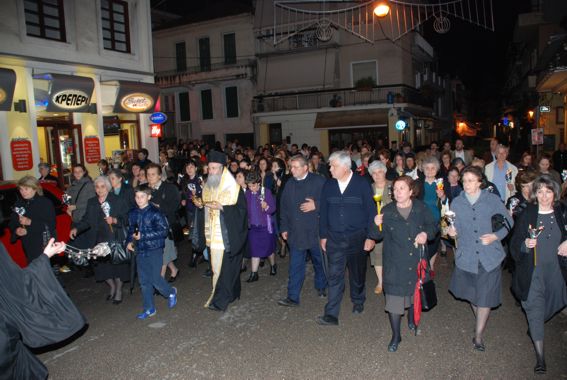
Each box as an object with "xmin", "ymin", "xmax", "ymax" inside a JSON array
[
  {"xmin": 418, "ymin": 245, "xmax": 437, "ymax": 311},
  {"xmin": 492, "ymin": 213, "xmax": 511, "ymax": 233},
  {"xmin": 190, "ymin": 208, "xmax": 206, "ymax": 253},
  {"xmin": 109, "ymin": 228, "xmax": 131, "ymax": 265},
  {"xmin": 168, "ymin": 220, "xmax": 184, "ymax": 245}
]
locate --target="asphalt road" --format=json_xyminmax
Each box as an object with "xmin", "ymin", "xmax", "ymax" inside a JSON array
[{"xmin": 40, "ymin": 242, "xmax": 567, "ymax": 379}]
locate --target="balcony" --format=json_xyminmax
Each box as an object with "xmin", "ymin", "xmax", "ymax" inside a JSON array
[
  {"xmin": 252, "ymin": 84, "xmax": 434, "ymax": 113},
  {"xmin": 155, "ymin": 59, "xmax": 256, "ymax": 88}
]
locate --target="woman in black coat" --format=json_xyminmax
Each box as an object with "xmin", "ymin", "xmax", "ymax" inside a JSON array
[
  {"xmin": 70, "ymin": 176, "xmax": 129, "ymax": 304},
  {"xmin": 374, "ymin": 175, "xmax": 438, "ymax": 352},
  {"xmin": 510, "ymin": 175, "xmax": 567, "ymax": 374},
  {"xmin": 9, "ymin": 176, "xmax": 56, "ymax": 264}
]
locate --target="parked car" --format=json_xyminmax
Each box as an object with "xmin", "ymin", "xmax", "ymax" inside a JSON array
[{"xmin": 0, "ymin": 181, "xmax": 71, "ymax": 267}]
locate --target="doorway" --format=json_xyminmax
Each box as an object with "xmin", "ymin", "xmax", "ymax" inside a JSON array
[{"xmin": 37, "ymin": 118, "xmax": 83, "ymax": 188}]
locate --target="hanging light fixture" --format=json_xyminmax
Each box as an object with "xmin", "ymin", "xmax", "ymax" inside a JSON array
[{"xmin": 373, "ymin": 1, "xmax": 390, "ymax": 18}]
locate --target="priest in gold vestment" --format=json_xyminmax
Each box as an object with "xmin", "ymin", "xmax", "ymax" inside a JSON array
[{"xmin": 196, "ymin": 151, "xmax": 248, "ymax": 311}]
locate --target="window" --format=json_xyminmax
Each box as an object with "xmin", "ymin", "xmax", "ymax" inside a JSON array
[
  {"xmin": 24, "ymin": 0, "xmax": 66, "ymax": 42},
  {"xmin": 352, "ymin": 61, "xmax": 377, "ymax": 87},
  {"xmin": 179, "ymin": 92, "xmax": 190, "ymax": 121},
  {"xmin": 223, "ymin": 33, "xmax": 236, "ymax": 65},
  {"xmin": 199, "ymin": 37, "xmax": 211, "ymax": 71},
  {"xmin": 176, "ymin": 42, "xmax": 186, "ymax": 72},
  {"xmin": 225, "ymin": 86, "xmax": 238, "ymax": 118},
  {"xmin": 201, "ymin": 89, "xmax": 213, "ymax": 120},
  {"xmin": 101, "ymin": 0, "xmax": 131, "ymax": 53}
]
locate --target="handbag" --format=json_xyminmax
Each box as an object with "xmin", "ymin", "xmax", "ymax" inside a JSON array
[
  {"xmin": 190, "ymin": 208, "xmax": 206, "ymax": 253},
  {"xmin": 168, "ymin": 220, "xmax": 184, "ymax": 245},
  {"xmin": 109, "ymin": 228, "xmax": 132, "ymax": 265},
  {"xmin": 418, "ymin": 245, "xmax": 437, "ymax": 311}
]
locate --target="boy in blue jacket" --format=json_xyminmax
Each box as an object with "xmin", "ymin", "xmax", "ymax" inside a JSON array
[{"xmin": 126, "ymin": 184, "xmax": 177, "ymax": 319}]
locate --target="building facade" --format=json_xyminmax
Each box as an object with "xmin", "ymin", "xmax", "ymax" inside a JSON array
[
  {"xmin": 153, "ymin": 12, "xmax": 256, "ymax": 148},
  {"xmin": 502, "ymin": 1, "xmax": 567, "ymax": 152},
  {"xmin": 252, "ymin": 0, "xmax": 445, "ymax": 154},
  {"xmin": 0, "ymin": 0, "xmax": 159, "ymax": 184}
]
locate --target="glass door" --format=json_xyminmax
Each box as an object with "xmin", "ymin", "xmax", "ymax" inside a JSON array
[{"xmin": 49, "ymin": 124, "xmax": 82, "ymax": 188}]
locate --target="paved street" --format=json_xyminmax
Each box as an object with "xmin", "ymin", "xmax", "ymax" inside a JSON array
[{"xmin": 40, "ymin": 243, "xmax": 567, "ymax": 379}]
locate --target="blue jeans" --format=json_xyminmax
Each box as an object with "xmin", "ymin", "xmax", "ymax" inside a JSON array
[
  {"xmin": 137, "ymin": 249, "xmax": 174, "ymax": 311},
  {"xmin": 287, "ymin": 245, "xmax": 327, "ymax": 303}
]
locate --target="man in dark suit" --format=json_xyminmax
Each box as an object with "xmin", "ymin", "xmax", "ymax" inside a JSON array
[
  {"xmin": 316, "ymin": 151, "xmax": 377, "ymax": 326},
  {"xmin": 278, "ymin": 155, "xmax": 327, "ymax": 307}
]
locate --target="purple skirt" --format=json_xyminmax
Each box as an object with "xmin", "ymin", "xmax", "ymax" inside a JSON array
[{"xmin": 248, "ymin": 225, "xmax": 276, "ymax": 258}]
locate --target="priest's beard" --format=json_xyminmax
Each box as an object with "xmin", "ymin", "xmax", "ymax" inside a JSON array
[{"xmin": 206, "ymin": 173, "xmax": 222, "ymax": 189}]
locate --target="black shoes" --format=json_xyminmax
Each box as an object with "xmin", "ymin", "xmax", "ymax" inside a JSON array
[
  {"xmin": 246, "ymin": 272, "xmax": 259, "ymax": 282},
  {"xmin": 388, "ymin": 338, "xmax": 401, "ymax": 352},
  {"xmin": 408, "ymin": 322, "xmax": 418, "ymax": 335},
  {"xmin": 316, "ymin": 315, "xmax": 338, "ymax": 326},
  {"xmin": 208, "ymin": 303, "xmax": 223, "ymax": 312},
  {"xmin": 472, "ymin": 337, "xmax": 485, "ymax": 352},
  {"xmin": 270, "ymin": 264, "xmax": 277, "ymax": 276},
  {"xmin": 317, "ymin": 288, "xmax": 327, "ymax": 298},
  {"xmin": 278, "ymin": 297, "xmax": 299, "ymax": 307},
  {"xmin": 106, "ymin": 294, "xmax": 114, "ymax": 301},
  {"xmin": 112, "ymin": 299, "xmax": 122, "ymax": 305},
  {"xmin": 352, "ymin": 304, "xmax": 364, "ymax": 314},
  {"xmin": 240, "ymin": 265, "xmax": 247, "ymax": 273},
  {"xmin": 202, "ymin": 269, "xmax": 212, "ymax": 278},
  {"xmin": 168, "ymin": 270, "xmax": 179, "ymax": 283},
  {"xmin": 534, "ymin": 360, "xmax": 546, "ymax": 375},
  {"xmin": 188, "ymin": 254, "xmax": 197, "ymax": 268}
]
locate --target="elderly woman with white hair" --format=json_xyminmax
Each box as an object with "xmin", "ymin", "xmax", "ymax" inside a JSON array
[
  {"xmin": 416, "ymin": 156, "xmax": 443, "ymax": 270},
  {"xmin": 70, "ymin": 176, "xmax": 130, "ymax": 304},
  {"xmin": 368, "ymin": 160, "xmax": 393, "ymax": 294}
]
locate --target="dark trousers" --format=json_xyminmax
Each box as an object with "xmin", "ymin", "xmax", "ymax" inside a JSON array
[
  {"xmin": 287, "ymin": 244, "xmax": 327, "ymax": 303},
  {"xmin": 137, "ymin": 249, "xmax": 174, "ymax": 311},
  {"xmin": 324, "ymin": 231, "xmax": 368, "ymax": 319}
]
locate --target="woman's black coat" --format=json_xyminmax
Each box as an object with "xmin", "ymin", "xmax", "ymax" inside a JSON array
[
  {"xmin": 72, "ymin": 192, "xmax": 129, "ymax": 247},
  {"xmin": 372, "ymin": 199, "xmax": 438, "ymax": 297},
  {"xmin": 9, "ymin": 194, "xmax": 56, "ymax": 263},
  {"xmin": 510, "ymin": 203, "xmax": 567, "ymax": 301}
]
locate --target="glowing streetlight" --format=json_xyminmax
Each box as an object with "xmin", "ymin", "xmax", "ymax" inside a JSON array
[
  {"xmin": 374, "ymin": 2, "xmax": 390, "ymax": 18},
  {"xmin": 528, "ymin": 110, "xmax": 534, "ymax": 119}
]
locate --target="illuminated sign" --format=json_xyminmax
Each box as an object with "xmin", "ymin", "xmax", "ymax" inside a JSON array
[
  {"xmin": 539, "ymin": 105, "xmax": 551, "ymax": 113},
  {"xmin": 11, "ymin": 139, "xmax": 33, "ymax": 171},
  {"xmin": 120, "ymin": 93, "xmax": 154, "ymax": 113},
  {"xmin": 395, "ymin": 120, "xmax": 407, "ymax": 131},
  {"xmin": 51, "ymin": 89, "xmax": 90, "ymax": 110},
  {"xmin": 150, "ymin": 124, "xmax": 162, "ymax": 138},
  {"xmin": 149, "ymin": 112, "xmax": 167, "ymax": 124},
  {"xmin": 0, "ymin": 88, "xmax": 6, "ymax": 105},
  {"xmin": 84, "ymin": 136, "xmax": 101, "ymax": 163}
]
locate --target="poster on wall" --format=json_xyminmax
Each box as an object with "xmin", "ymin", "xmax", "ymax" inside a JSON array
[
  {"xmin": 84, "ymin": 136, "xmax": 101, "ymax": 164},
  {"xmin": 11, "ymin": 138, "xmax": 33, "ymax": 171}
]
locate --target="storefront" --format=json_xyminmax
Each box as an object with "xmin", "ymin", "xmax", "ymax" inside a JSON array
[{"xmin": 0, "ymin": 67, "xmax": 160, "ymax": 184}]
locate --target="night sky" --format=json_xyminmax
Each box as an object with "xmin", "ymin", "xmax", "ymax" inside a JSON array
[{"xmin": 152, "ymin": 0, "xmax": 532, "ymax": 121}]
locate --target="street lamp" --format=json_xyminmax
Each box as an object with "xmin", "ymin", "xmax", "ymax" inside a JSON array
[
  {"xmin": 374, "ymin": 1, "xmax": 390, "ymax": 18},
  {"xmin": 528, "ymin": 110, "xmax": 534, "ymax": 120}
]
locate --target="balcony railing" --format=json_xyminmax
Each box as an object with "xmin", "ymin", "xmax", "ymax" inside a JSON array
[
  {"xmin": 252, "ymin": 85, "xmax": 434, "ymax": 113},
  {"xmin": 155, "ymin": 59, "xmax": 256, "ymax": 87}
]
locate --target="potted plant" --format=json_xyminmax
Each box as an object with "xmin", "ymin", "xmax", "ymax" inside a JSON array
[{"xmin": 355, "ymin": 77, "xmax": 376, "ymax": 91}]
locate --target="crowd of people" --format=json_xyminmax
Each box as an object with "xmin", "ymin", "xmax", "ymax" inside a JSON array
[{"xmin": 6, "ymin": 136, "xmax": 567, "ymax": 376}]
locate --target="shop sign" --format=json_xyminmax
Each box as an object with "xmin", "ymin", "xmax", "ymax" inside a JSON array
[
  {"xmin": 84, "ymin": 136, "xmax": 101, "ymax": 164},
  {"xmin": 539, "ymin": 105, "xmax": 551, "ymax": 113},
  {"xmin": 10, "ymin": 138, "xmax": 33, "ymax": 171},
  {"xmin": 51, "ymin": 89, "xmax": 90, "ymax": 110},
  {"xmin": 120, "ymin": 93, "xmax": 154, "ymax": 113},
  {"xmin": 150, "ymin": 124, "xmax": 162, "ymax": 138},
  {"xmin": 149, "ymin": 112, "xmax": 167, "ymax": 124}
]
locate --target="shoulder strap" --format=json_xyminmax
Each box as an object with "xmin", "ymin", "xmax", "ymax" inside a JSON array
[{"xmin": 74, "ymin": 181, "xmax": 88, "ymax": 204}]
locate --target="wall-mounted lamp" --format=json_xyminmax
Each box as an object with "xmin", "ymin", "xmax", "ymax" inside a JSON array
[
  {"xmin": 14, "ymin": 99, "xmax": 27, "ymax": 113},
  {"xmin": 88, "ymin": 103, "xmax": 98, "ymax": 114}
]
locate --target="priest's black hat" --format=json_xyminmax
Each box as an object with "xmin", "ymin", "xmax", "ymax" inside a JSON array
[{"xmin": 207, "ymin": 150, "xmax": 227, "ymax": 165}]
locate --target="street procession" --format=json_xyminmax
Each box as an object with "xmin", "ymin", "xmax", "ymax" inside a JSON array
[{"xmin": 0, "ymin": 0, "xmax": 566, "ymax": 379}]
